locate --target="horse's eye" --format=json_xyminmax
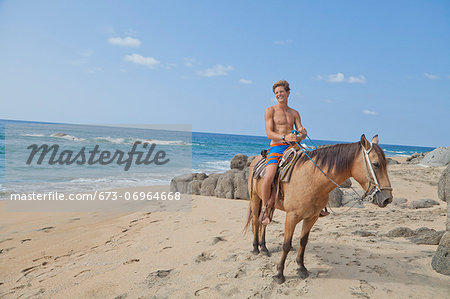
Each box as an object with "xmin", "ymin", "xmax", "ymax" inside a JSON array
[{"xmin": 372, "ymin": 162, "xmax": 380, "ymax": 168}]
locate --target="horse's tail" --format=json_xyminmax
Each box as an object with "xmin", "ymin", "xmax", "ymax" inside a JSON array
[
  {"xmin": 243, "ymin": 200, "xmax": 252, "ymax": 234},
  {"xmin": 243, "ymin": 162, "xmax": 256, "ymax": 234}
]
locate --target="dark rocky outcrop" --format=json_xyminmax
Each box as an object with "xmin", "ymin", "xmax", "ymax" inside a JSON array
[
  {"xmin": 328, "ymin": 188, "xmax": 343, "ymax": 207},
  {"xmin": 200, "ymin": 174, "xmax": 222, "ymax": 196},
  {"xmin": 387, "ymin": 157, "xmax": 400, "ymax": 165},
  {"xmin": 230, "ymin": 154, "xmax": 248, "ymax": 170},
  {"xmin": 407, "ymin": 198, "xmax": 440, "ymax": 209},
  {"xmin": 420, "ymin": 147, "xmax": 450, "ymax": 167},
  {"xmin": 406, "ymin": 152, "xmax": 427, "ymax": 164},
  {"xmin": 432, "ymin": 164, "xmax": 450, "ymax": 275},
  {"xmin": 340, "ymin": 179, "xmax": 352, "ymax": 188}
]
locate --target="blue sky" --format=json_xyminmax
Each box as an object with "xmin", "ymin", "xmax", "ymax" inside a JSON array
[{"xmin": 0, "ymin": 0, "xmax": 449, "ymax": 147}]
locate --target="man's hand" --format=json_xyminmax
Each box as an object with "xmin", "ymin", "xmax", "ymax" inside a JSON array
[
  {"xmin": 296, "ymin": 127, "xmax": 307, "ymax": 142},
  {"xmin": 285, "ymin": 133, "xmax": 297, "ymax": 142}
]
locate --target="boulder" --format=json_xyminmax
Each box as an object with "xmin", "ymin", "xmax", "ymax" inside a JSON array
[
  {"xmin": 438, "ymin": 164, "xmax": 450, "ymax": 203},
  {"xmin": 432, "ymin": 232, "xmax": 450, "ymax": 275},
  {"xmin": 340, "ymin": 179, "xmax": 352, "ymax": 188},
  {"xmin": 410, "ymin": 227, "xmax": 445, "ymax": 245},
  {"xmin": 392, "ymin": 197, "xmax": 408, "ymax": 207},
  {"xmin": 170, "ymin": 174, "xmax": 193, "ymax": 194},
  {"xmin": 190, "ymin": 180, "xmax": 202, "ymax": 195},
  {"xmin": 328, "ymin": 188, "xmax": 343, "ymax": 207},
  {"xmin": 215, "ymin": 169, "xmax": 248, "ymax": 199},
  {"xmin": 170, "ymin": 173, "xmax": 207, "ymax": 194},
  {"xmin": 200, "ymin": 174, "xmax": 222, "ymax": 196},
  {"xmin": 420, "ymin": 147, "xmax": 450, "ymax": 167},
  {"xmin": 387, "ymin": 157, "xmax": 400, "ymax": 165},
  {"xmin": 406, "ymin": 152, "xmax": 426, "ymax": 164},
  {"xmin": 432, "ymin": 163, "xmax": 450, "ymax": 276},
  {"xmin": 407, "ymin": 198, "xmax": 440, "ymax": 209},
  {"xmin": 386, "ymin": 227, "xmax": 415, "ymax": 238},
  {"xmin": 230, "ymin": 154, "xmax": 248, "ymax": 170}
]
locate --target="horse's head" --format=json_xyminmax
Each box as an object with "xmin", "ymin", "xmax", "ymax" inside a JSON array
[{"xmin": 352, "ymin": 134, "xmax": 393, "ymax": 208}]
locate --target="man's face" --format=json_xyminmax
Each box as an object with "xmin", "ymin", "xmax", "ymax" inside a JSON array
[{"xmin": 274, "ymin": 86, "xmax": 289, "ymax": 103}]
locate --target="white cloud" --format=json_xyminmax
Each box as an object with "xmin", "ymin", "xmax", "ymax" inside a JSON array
[
  {"xmin": 274, "ymin": 39, "xmax": 293, "ymax": 46},
  {"xmin": 316, "ymin": 72, "xmax": 366, "ymax": 84},
  {"xmin": 424, "ymin": 72, "xmax": 439, "ymax": 80},
  {"xmin": 184, "ymin": 58, "xmax": 198, "ymax": 68},
  {"xmin": 124, "ymin": 54, "xmax": 160, "ymax": 68},
  {"xmin": 108, "ymin": 36, "xmax": 141, "ymax": 47},
  {"xmin": 324, "ymin": 99, "xmax": 337, "ymax": 103},
  {"xmin": 239, "ymin": 78, "xmax": 252, "ymax": 84},
  {"xmin": 197, "ymin": 64, "xmax": 233, "ymax": 77},
  {"xmin": 363, "ymin": 109, "xmax": 377, "ymax": 115}
]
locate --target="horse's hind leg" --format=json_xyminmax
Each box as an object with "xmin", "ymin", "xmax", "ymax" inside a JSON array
[
  {"xmin": 296, "ymin": 216, "xmax": 319, "ymax": 278},
  {"xmin": 259, "ymin": 226, "xmax": 270, "ymax": 256},
  {"xmin": 251, "ymin": 193, "xmax": 262, "ymax": 255},
  {"xmin": 273, "ymin": 212, "xmax": 300, "ymax": 284}
]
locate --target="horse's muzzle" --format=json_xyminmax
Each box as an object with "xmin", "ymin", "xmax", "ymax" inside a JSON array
[{"xmin": 373, "ymin": 190, "xmax": 393, "ymax": 208}]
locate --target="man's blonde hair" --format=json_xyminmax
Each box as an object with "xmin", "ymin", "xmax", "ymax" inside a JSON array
[{"xmin": 272, "ymin": 80, "xmax": 290, "ymax": 93}]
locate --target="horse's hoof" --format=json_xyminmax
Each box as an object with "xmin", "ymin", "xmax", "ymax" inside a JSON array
[
  {"xmin": 297, "ymin": 267, "xmax": 309, "ymax": 279},
  {"xmin": 251, "ymin": 249, "xmax": 260, "ymax": 255},
  {"xmin": 273, "ymin": 274, "xmax": 285, "ymax": 284},
  {"xmin": 260, "ymin": 249, "xmax": 271, "ymax": 257}
]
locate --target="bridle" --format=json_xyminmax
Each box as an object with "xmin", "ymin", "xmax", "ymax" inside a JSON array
[{"xmin": 361, "ymin": 142, "xmax": 393, "ymax": 199}]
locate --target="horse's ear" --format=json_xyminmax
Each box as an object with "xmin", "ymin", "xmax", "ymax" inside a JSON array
[
  {"xmin": 371, "ymin": 135, "xmax": 379, "ymax": 144},
  {"xmin": 360, "ymin": 134, "xmax": 370, "ymax": 150}
]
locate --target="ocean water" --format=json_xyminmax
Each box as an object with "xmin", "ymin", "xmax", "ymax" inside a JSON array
[{"xmin": 0, "ymin": 120, "xmax": 435, "ymax": 197}]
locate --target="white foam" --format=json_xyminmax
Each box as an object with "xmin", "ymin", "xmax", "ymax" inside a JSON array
[
  {"xmin": 22, "ymin": 133, "xmax": 45, "ymax": 137},
  {"xmin": 50, "ymin": 133, "xmax": 85, "ymax": 142}
]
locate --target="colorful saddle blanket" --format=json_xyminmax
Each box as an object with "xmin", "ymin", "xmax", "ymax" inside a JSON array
[{"xmin": 252, "ymin": 144, "xmax": 303, "ymax": 183}]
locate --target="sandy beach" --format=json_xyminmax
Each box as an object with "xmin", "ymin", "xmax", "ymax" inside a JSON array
[{"xmin": 1, "ymin": 158, "xmax": 449, "ymax": 298}]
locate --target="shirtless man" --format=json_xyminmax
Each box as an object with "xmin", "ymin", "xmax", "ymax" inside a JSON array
[{"xmin": 261, "ymin": 80, "xmax": 328, "ymax": 225}]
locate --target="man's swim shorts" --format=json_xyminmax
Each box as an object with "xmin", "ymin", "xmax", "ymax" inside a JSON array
[{"xmin": 265, "ymin": 143, "xmax": 289, "ymax": 166}]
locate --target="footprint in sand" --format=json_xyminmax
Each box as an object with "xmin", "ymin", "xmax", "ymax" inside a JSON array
[
  {"xmin": 234, "ymin": 265, "xmax": 246, "ymax": 278},
  {"xmin": 21, "ymin": 239, "xmax": 32, "ymax": 243},
  {"xmin": 211, "ymin": 236, "xmax": 226, "ymax": 245},
  {"xmin": 74, "ymin": 269, "xmax": 90, "ymax": 278},
  {"xmin": 146, "ymin": 269, "xmax": 174, "ymax": 287},
  {"xmin": 195, "ymin": 251, "xmax": 215, "ymax": 263},
  {"xmin": 123, "ymin": 258, "xmax": 140, "ymax": 265},
  {"xmin": 37, "ymin": 226, "xmax": 54, "ymax": 232},
  {"xmin": 0, "ymin": 238, "xmax": 13, "ymax": 244}
]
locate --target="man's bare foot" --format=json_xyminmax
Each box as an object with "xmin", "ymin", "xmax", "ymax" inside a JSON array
[
  {"xmin": 262, "ymin": 215, "xmax": 271, "ymax": 225},
  {"xmin": 319, "ymin": 209, "xmax": 330, "ymax": 217},
  {"xmin": 260, "ymin": 206, "xmax": 273, "ymax": 225}
]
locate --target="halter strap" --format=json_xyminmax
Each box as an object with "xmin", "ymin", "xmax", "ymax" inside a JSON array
[{"xmin": 362, "ymin": 142, "xmax": 392, "ymax": 198}]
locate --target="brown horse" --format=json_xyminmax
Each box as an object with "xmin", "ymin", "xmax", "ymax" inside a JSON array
[{"xmin": 244, "ymin": 134, "xmax": 393, "ymax": 284}]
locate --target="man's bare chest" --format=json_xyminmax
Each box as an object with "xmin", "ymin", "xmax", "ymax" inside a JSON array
[{"xmin": 273, "ymin": 110, "xmax": 295, "ymax": 126}]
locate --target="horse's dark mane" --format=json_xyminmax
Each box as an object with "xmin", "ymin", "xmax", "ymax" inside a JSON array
[{"xmin": 298, "ymin": 142, "xmax": 387, "ymax": 173}]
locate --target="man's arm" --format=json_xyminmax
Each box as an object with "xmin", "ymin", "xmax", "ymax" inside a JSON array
[
  {"xmin": 294, "ymin": 110, "xmax": 307, "ymax": 142},
  {"xmin": 265, "ymin": 107, "xmax": 283, "ymax": 141}
]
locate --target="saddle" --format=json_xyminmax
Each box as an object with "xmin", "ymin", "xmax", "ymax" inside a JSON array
[{"xmin": 252, "ymin": 143, "xmax": 303, "ymax": 183}]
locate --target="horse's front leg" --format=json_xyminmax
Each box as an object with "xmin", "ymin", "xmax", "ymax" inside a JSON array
[
  {"xmin": 273, "ymin": 212, "xmax": 300, "ymax": 284},
  {"xmin": 296, "ymin": 216, "xmax": 319, "ymax": 278}
]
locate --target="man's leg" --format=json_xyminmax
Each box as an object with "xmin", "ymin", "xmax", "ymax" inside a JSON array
[{"xmin": 261, "ymin": 164, "xmax": 277, "ymax": 225}]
